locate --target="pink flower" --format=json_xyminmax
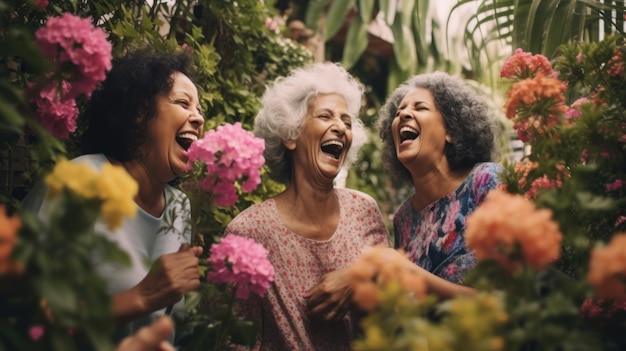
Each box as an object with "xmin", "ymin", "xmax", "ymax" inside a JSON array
[
  {"xmin": 35, "ymin": 0, "xmax": 48, "ymax": 8},
  {"xmin": 187, "ymin": 122, "xmax": 265, "ymax": 207},
  {"xmin": 500, "ymin": 48, "xmax": 553, "ymax": 79},
  {"xmin": 28, "ymin": 80, "xmax": 78, "ymax": 139},
  {"xmin": 607, "ymin": 179, "xmax": 625, "ymax": 192},
  {"xmin": 206, "ymin": 234, "xmax": 275, "ymax": 299},
  {"xmin": 29, "ymin": 325, "xmax": 44, "ymax": 341},
  {"xmin": 35, "ymin": 13, "xmax": 112, "ymax": 99}
]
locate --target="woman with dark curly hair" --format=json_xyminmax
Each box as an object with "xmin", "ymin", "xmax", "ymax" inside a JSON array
[
  {"xmin": 24, "ymin": 49, "xmax": 204, "ymax": 342},
  {"xmin": 376, "ymin": 71, "xmax": 502, "ymax": 299}
]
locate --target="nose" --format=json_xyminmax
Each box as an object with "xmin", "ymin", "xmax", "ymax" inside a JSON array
[
  {"xmin": 397, "ymin": 107, "xmax": 412, "ymax": 120},
  {"xmin": 189, "ymin": 111, "xmax": 204, "ymax": 130},
  {"xmin": 331, "ymin": 118, "xmax": 347, "ymax": 135}
]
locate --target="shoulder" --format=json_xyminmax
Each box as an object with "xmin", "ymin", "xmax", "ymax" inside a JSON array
[
  {"xmin": 226, "ymin": 200, "xmax": 275, "ymax": 234},
  {"xmin": 469, "ymin": 162, "xmax": 503, "ymax": 185},
  {"xmin": 336, "ymin": 188, "xmax": 378, "ymax": 206},
  {"xmin": 72, "ymin": 153, "xmax": 108, "ymax": 169}
]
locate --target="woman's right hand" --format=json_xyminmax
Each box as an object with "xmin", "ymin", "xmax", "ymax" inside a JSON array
[{"xmin": 135, "ymin": 243, "xmax": 203, "ymax": 312}]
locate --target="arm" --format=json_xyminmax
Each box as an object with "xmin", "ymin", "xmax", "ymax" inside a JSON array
[{"xmin": 112, "ymin": 243, "xmax": 202, "ymax": 324}]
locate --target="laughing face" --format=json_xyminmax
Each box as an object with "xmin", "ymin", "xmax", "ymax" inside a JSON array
[
  {"xmin": 140, "ymin": 72, "xmax": 204, "ymax": 182},
  {"xmin": 391, "ymin": 87, "xmax": 451, "ymax": 170},
  {"xmin": 284, "ymin": 93, "xmax": 353, "ymax": 182}
]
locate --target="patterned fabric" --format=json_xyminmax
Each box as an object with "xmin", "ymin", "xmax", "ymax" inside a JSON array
[
  {"xmin": 393, "ymin": 162, "xmax": 502, "ymax": 283},
  {"xmin": 226, "ymin": 188, "xmax": 390, "ymax": 351}
]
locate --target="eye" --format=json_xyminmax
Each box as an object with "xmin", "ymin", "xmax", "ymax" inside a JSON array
[
  {"xmin": 343, "ymin": 120, "xmax": 352, "ymax": 129},
  {"xmin": 177, "ymin": 99, "xmax": 190, "ymax": 108}
]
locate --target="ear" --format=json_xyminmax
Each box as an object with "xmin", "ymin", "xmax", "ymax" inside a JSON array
[{"xmin": 283, "ymin": 139, "xmax": 296, "ymax": 150}]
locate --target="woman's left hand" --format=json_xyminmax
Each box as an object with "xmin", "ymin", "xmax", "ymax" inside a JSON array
[{"xmin": 303, "ymin": 267, "xmax": 353, "ymax": 322}]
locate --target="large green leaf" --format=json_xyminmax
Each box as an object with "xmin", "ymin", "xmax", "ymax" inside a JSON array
[
  {"xmin": 359, "ymin": 0, "xmax": 375, "ymax": 23},
  {"xmin": 389, "ymin": 15, "xmax": 417, "ymax": 72},
  {"xmin": 342, "ymin": 16, "xmax": 369, "ymax": 69},
  {"xmin": 305, "ymin": 0, "xmax": 331, "ymax": 31},
  {"xmin": 324, "ymin": 0, "xmax": 356, "ymax": 41}
]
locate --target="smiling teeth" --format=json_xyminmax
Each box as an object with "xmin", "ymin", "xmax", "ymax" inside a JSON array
[
  {"xmin": 400, "ymin": 127, "xmax": 418, "ymax": 134},
  {"xmin": 177, "ymin": 132, "xmax": 198, "ymax": 141},
  {"xmin": 321, "ymin": 140, "xmax": 344, "ymax": 148}
]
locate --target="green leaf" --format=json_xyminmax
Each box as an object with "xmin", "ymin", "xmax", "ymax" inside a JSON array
[
  {"xmin": 358, "ymin": 0, "xmax": 375, "ymax": 23},
  {"xmin": 324, "ymin": 0, "xmax": 356, "ymax": 41},
  {"xmin": 342, "ymin": 16, "xmax": 369, "ymax": 69},
  {"xmin": 389, "ymin": 16, "xmax": 417, "ymax": 72},
  {"xmin": 305, "ymin": 0, "xmax": 331, "ymax": 31},
  {"xmin": 229, "ymin": 318, "xmax": 258, "ymax": 347}
]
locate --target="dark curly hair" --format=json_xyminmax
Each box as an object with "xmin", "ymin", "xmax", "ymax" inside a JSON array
[
  {"xmin": 377, "ymin": 72, "xmax": 497, "ymax": 187},
  {"xmin": 80, "ymin": 49, "xmax": 196, "ymax": 162}
]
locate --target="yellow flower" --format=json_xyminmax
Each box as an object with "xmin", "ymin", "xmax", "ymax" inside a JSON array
[
  {"xmin": 45, "ymin": 160, "xmax": 137, "ymax": 231},
  {"xmin": 45, "ymin": 159, "xmax": 100, "ymax": 199},
  {"xmin": 97, "ymin": 164, "xmax": 138, "ymax": 230}
]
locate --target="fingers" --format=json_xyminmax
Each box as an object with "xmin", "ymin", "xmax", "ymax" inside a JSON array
[{"xmin": 116, "ymin": 316, "xmax": 175, "ymax": 351}]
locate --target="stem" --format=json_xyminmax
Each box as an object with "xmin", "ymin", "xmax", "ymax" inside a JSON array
[{"xmin": 214, "ymin": 288, "xmax": 236, "ymax": 350}]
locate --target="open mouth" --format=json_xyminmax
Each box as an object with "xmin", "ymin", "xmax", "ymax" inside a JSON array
[
  {"xmin": 321, "ymin": 140, "xmax": 344, "ymax": 160},
  {"xmin": 176, "ymin": 132, "xmax": 198, "ymax": 151},
  {"xmin": 400, "ymin": 126, "xmax": 419, "ymax": 142}
]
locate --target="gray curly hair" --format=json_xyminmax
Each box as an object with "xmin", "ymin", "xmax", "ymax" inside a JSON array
[
  {"xmin": 377, "ymin": 71, "xmax": 497, "ymax": 187},
  {"xmin": 254, "ymin": 62, "xmax": 367, "ymax": 184}
]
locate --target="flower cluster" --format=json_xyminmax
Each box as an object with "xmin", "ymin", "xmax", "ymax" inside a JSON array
[
  {"xmin": 0, "ymin": 204, "xmax": 24, "ymax": 275},
  {"xmin": 34, "ymin": 13, "xmax": 112, "ymax": 99},
  {"xmin": 28, "ymin": 13, "xmax": 112, "ymax": 139},
  {"xmin": 206, "ymin": 234, "xmax": 275, "ymax": 299},
  {"xmin": 348, "ymin": 246, "xmax": 426, "ymax": 312},
  {"xmin": 465, "ymin": 188, "xmax": 563, "ymax": 273},
  {"xmin": 45, "ymin": 159, "xmax": 138, "ymax": 230},
  {"xmin": 587, "ymin": 233, "xmax": 626, "ymax": 299},
  {"xmin": 187, "ymin": 122, "xmax": 265, "ymax": 207}
]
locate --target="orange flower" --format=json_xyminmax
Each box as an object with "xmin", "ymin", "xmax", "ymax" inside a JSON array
[
  {"xmin": 503, "ymin": 74, "xmax": 568, "ymax": 142},
  {"xmin": 465, "ymin": 189, "xmax": 563, "ymax": 273},
  {"xmin": 349, "ymin": 246, "xmax": 426, "ymax": 311},
  {"xmin": 587, "ymin": 233, "xmax": 626, "ymax": 299},
  {"xmin": 500, "ymin": 48, "xmax": 553, "ymax": 79},
  {"xmin": 0, "ymin": 204, "xmax": 24, "ymax": 275}
]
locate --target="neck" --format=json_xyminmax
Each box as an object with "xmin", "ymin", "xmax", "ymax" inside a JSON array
[{"xmin": 409, "ymin": 162, "xmax": 471, "ymax": 211}]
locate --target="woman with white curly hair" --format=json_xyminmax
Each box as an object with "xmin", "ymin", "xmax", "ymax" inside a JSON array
[{"xmin": 225, "ymin": 62, "xmax": 389, "ymax": 351}]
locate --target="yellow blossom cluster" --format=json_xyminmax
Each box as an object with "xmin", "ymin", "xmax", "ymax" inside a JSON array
[
  {"xmin": 465, "ymin": 188, "xmax": 563, "ymax": 273},
  {"xmin": 587, "ymin": 233, "xmax": 626, "ymax": 299},
  {"xmin": 45, "ymin": 159, "xmax": 138, "ymax": 230}
]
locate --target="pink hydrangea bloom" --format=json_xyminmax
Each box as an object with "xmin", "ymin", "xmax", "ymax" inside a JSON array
[
  {"xmin": 35, "ymin": 13, "xmax": 112, "ymax": 99},
  {"xmin": 187, "ymin": 122, "xmax": 265, "ymax": 207},
  {"xmin": 35, "ymin": 0, "xmax": 48, "ymax": 8},
  {"xmin": 28, "ymin": 80, "xmax": 78, "ymax": 139},
  {"xmin": 29, "ymin": 325, "xmax": 44, "ymax": 341},
  {"xmin": 206, "ymin": 234, "xmax": 275, "ymax": 299}
]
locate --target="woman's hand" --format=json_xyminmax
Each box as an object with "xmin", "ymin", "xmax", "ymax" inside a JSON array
[
  {"xmin": 136, "ymin": 243, "xmax": 203, "ymax": 312},
  {"xmin": 303, "ymin": 267, "xmax": 353, "ymax": 322},
  {"xmin": 116, "ymin": 316, "xmax": 175, "ymax": 351}
]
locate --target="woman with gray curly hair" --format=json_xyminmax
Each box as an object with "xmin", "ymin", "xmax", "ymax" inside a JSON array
[
  {"xmin": 225, "ymin": 62, "xmax": 389, "ymax": 351},
  {"xmin": 375, "ymin": 71, "xmax": 502, "ymax": 299}
]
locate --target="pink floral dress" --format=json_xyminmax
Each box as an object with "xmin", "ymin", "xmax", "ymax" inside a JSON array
[
  {"xmin": 226, "ymin": 188, "xmax": 390, "ymax": 351},
  {"xmin": 393, "ymin": 162, "xmax": 502, "ymax": 283}
]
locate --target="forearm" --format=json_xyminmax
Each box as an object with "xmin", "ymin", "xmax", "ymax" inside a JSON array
[
  {"xmin": 401, "ymin": 259, "xmax": 475, "ymax": 300},
  {"xmin": 111, "ymin": 287, "xmax": 150, "ymax": 325}
]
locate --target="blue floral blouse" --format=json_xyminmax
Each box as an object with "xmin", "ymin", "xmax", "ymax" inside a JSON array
[{"xmin": 393, "ymin": 162, "xmax": 502, "ymax": 283}]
